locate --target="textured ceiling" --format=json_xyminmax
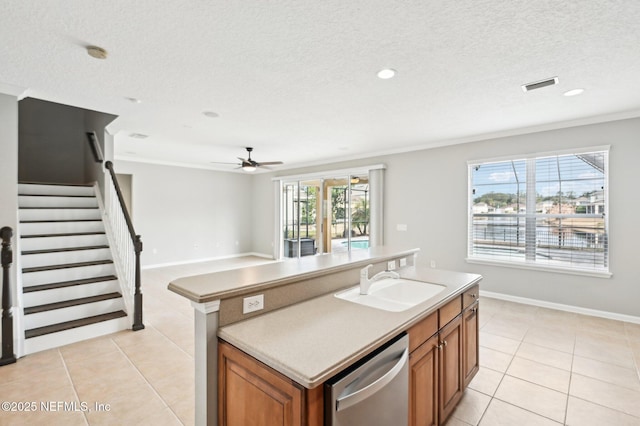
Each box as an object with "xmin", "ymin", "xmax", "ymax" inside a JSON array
[{"xmin": 2, "ymin": 1, "xmax": 640, "ymax": 171}]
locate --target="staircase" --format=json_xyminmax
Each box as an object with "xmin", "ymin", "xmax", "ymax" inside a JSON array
[{"xmin": 18, "ymin": 182, "xmax": 129, "ymax": 354}]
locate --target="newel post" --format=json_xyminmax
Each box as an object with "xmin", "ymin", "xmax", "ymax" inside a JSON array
[
  {"xmin": 132, "ymin": 234, "xmax": 145, "ymax": 331},
  {"xmin": 0, "ymin": 227, "xmax": 17, "ymax": 366}
]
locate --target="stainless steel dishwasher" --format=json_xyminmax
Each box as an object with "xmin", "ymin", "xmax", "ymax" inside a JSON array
[{"xmin": 325, "ymin": 333, "xmax": 409, "ymax": 426}]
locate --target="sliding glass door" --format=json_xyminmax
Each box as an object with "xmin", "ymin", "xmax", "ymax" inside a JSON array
[
  {"xmin": 281, "ymin": 172, "xmax": 371, "ymax": 258},
  {"xmin": 282, "ymin": 180, "xmax": 321, "ymax": 258}
]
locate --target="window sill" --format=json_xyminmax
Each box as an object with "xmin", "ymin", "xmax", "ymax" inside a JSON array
[{"xmin": 465, "ymin": 258, "xmax": 613, "ymax": 278}]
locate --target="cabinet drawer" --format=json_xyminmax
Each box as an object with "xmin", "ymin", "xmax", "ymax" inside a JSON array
[
  {"xmin": 439, "ymin": 297, "xmax": 461, "ymax": 327},
  {"xmin": 408, "ymin": 311, "xmax": 438, "ymax": 353},
  {"xmin": 462, "ymin": 285, "xmax": 480, "ymax": 309}
]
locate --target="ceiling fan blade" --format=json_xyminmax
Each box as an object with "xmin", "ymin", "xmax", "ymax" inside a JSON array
[
  {"xmin": 256, "ymin": 161, "xmax": 284, "ymax": 166},
  {"xmin": 210, "ymin": 161, "xmax": 241, "ymax": 165}
]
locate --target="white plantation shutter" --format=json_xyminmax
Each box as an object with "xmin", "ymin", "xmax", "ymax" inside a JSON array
[{"xmin": 467, "ymin": 148, "xmax": 609, "ymax": 276}]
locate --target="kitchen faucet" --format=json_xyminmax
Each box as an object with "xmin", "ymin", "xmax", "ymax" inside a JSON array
[{"xmin": 360, "ymin": 264, "xmax": 400, "ymax": 295}]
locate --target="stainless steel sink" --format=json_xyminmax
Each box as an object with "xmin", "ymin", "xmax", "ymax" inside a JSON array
[{"xmin": 335, "ymin": 278, "xmax": 447, "ymax": 312}]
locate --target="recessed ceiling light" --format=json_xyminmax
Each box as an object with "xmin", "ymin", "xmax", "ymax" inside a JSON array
[
  {"xmin": 377, "ymin": 68, "xmax": 397, "ymax": 79},
  {"xmin": 563, "ymin": 88, "xmax": 585, "ymax": 97},
  {"xmin": 86, "ymin": 46, "xmax": 108, "ymax": 59},
  {"xmin": 129, "ymin": 133, "xmax": 149, "ymax": 139},
  {"xmin": 203, "ymin": 111, "xmax": 219, "ymax": 118},
  {"xmin": 126, "ymin": 97, "xmax": 141, "ymax": 104}
]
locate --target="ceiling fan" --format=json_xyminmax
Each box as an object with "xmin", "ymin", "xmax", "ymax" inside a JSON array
[{"xmin": 212, "ymin": 147, "xmax": 284, "ymax": 172}]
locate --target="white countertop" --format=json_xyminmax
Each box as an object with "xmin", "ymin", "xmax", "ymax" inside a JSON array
[
  {"xmin": 168, "ymin": 246, "xmax": 420, "ymax": 303},
  {"xmin": 218, "ymin": 267, "xmax": 481, "ymax": 388}
]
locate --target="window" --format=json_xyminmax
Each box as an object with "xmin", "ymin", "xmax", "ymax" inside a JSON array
[{"xmin": 468, "ymin": 148, "xmax": 609, "ymax": 276}]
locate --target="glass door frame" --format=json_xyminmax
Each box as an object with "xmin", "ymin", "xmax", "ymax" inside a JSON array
[{"xmin": 273, "ymin": 164, "xmax": 385, "ymax": 260}]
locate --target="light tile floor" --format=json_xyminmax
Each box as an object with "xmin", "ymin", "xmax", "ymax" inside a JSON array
[
  {"xmin": 1, "ymin": 258, "xmax": 639, "ymax": 425},
  {"xmin": 0, "ymin": 256, "xmax": 273, "ymax": 426},
  {"xmin": 447, "ymin": 297, "xmax": 640, "ymax": 426}
]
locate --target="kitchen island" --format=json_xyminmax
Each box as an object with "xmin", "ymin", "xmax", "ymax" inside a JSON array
[{"xmin": 168, "ymin": 247, "xmax": 481, "ymax": 426}]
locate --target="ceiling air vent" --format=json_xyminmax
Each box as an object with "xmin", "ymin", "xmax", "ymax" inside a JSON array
[{"xmin": 521, "ymin": 76, "xmax": 559, "ymax": 92}]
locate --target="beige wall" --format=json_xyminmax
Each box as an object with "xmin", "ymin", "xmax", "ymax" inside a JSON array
[
  {"xmin": 253, "ymin": 117, "xmax": 640, "ymax": 317},
  {"xmin": 115, "ymin": 160, "xmax": 255, "ymax": 267}
]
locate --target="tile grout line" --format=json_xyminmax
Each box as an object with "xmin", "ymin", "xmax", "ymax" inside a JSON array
[
  {"xmin": 142, "ymin": 314, "xmax": 194, "ymax": 360},
  {"xmin": 483, "ymin": 311, "xmax": 575, "ymax": 425},
  {"xmin": 562, "ymin": 332, "xmax": 577, "ymax": 425},
  {"xmin": 489, "ymin": 397, "xmax": 565, "ymax": 425},
  {"xmin": 567, "ymin": 394, "xmax": 640, "ymax": 422},
  {"xmin": 628, "ymin": 330, "xmax": 640, "ymax": 384},
  {"xmin": 474, "ymin": 323, "xmax": 526, "ymax": 426},
  {"xmin": 111, "ymin": 336, "xmax": 185, "ymax": 425},
  {"xmin": 504, "ymin": 323, "xmax": 566, "ymax": 424},
  {"xmin": 58, "ymin": 348, "xmax": 90, "ymax": 426}
]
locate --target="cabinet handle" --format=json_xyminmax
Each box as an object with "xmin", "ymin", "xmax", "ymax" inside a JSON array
[
  {"xmin": 442, "ymin": 340, "xmax": 448, "ymax": 347},
  {"xmin": 470, "ymin": 293, "xmax": 477, "ymax": 298}
]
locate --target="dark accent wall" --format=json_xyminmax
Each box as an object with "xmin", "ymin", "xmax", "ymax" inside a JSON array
[{"xmin": 18, "ymin": 98, "xmax": 117, "ymax": 185}]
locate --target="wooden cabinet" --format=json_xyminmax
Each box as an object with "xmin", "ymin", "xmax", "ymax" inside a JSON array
[
  {"xmin": 219, "ymin": 285, "xmax": 480, "ymax": 426},
  {"xmin": 438, "ymin": 315, "xmax": 463, "ymax": 423},
  {"xmin": 218, "ymin": 340, "xmax": 323, "ymax": 426},
  {"xmin": 462, "ymin": 301, "xmax": 479, "ymax": 388},
  {"xmin": 409, "ymin": 313, "xmax": 439, "ymax": 426},
  {"xmin": 409, "ymin": 334, "xmax": 439, "ymax": 426},
  {"xmin": 409, "ymin": 288, "xmax": 479, "ymax": 426}
]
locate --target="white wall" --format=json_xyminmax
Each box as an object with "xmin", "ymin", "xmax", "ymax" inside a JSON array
[
  {"xmin": 0, "ymin": 93, "xmax": 19, "ymax": 293},
  {"xmin": 254, "ymin": 117, "xmax": 640, "ymax": 318},
  {"xmin": 0, "ymin": 93, "xmax": 18, "ymax": 235},
  {"xmin": 114, "ymin": 160, "xmax": 255, "ymax": 267}
]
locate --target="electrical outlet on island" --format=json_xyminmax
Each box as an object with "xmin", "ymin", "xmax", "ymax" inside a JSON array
[{"xmin": 243, "ymin": 294, "xmax": 264, "ymax": 314}]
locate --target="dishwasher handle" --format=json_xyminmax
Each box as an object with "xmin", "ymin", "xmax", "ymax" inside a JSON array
[{"xmin": 335, "ymin": 348, "xmax": 409, "ymax": 412}]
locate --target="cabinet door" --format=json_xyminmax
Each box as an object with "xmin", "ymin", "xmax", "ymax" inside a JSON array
[
  {"xmin": 409, "ymin": 334, "xmax": 439, "ymax": 426},
  {"xmin": 219, "ymin": 340, "xmax": 304, "ymax": 426},
  {"xmin": 438, "ymin": 315, "xmax": 463, "ymax": 424},
  {"xmin": 463, "ymin": 302, "xmax": 479, "ymax": 389}
]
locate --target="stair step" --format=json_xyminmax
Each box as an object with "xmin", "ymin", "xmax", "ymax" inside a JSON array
[
  {"xmin": 19, "ymin": 206, "xmax": 99, "ymax": 209},
  {"xmin": 24, "ymin": 292, "xmax": 122, "ymax": 315},
  {"xmin": 19, "ymin": 181, "xmax": 93, "ymax": 186},
  {"xmin": 22, "ymin": 231, "xmax": 105, "ymax": 238},
  {"xmin": 19, "ymin": 233, "xmax": 109, "ymax": 252},
  {"xmin": 22, "ymin": 261, "xmax": 116, "ymax": 287},
  {"xmin": 20, "ymin": 219, "xmax": 103, "ymax": 223},
  {"xmin": 18, "ymin": 183, "xmax": 95, "ymax": 197},
  {"xmin": 20, "ymin": 220, "xmax": 105, "ymax": 236},
  {"xmin": 20, "ymin": 246, "xmax": 112, "ymax": 269},
  {"xmin": 23, "ymin": 277, "xmax": 119, "ymax": 307},
  {"xmin": 25, "ymin": 311, "xmax": 127, "ymax": 339},
  {"xmin": 22, "ymin": 245, "xmax": 110, "ymax": 255},
  {"xmin": 18, "ymin": 194, "xmax": 96, "ymax": 198},
  {"xmin": 19, "ymin": 208, "xmax": 102, "ymax": 222},
  {"xmin": 19, "ymin": 195, "xmax": 98, "ymax": 208},
  {"xmin": 23, "ymin": 259, "xmax": 113, "ymax": 274},
  {"xmin": 23, "ymin": 275, "xmax": 119, "ymax": 293}
]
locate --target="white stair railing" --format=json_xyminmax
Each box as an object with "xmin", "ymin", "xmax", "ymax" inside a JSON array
[{"xmin": 103, "ymin": 161, "xmax": 144, "ymax": 331}]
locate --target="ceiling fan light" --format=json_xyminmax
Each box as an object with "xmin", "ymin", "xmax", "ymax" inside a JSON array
[{"xmin": 242, "ymin": 165, "xmax": 257, "ymax": 172}]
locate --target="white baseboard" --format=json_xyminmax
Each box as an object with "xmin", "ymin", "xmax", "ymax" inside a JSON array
[
  {"xmin": 481, "ymin": 290, "xmax": 640, "ymax": 325},
  {"xmin": 142, "ymin": 252, "xmax": 275, "ymax": 270}
]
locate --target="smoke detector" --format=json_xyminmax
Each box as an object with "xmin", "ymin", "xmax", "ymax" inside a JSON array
[{"xmin": 87, "ymin": 46, "xmax": 108, "ymax": 59}]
